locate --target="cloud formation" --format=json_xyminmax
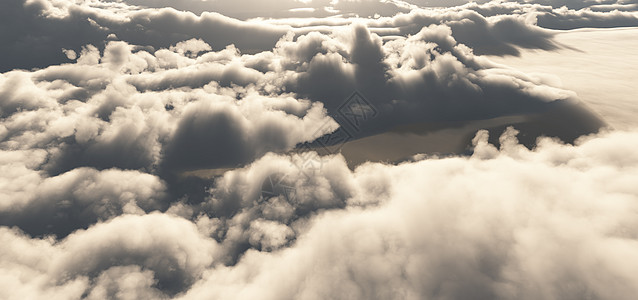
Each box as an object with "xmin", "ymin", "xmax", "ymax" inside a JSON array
[
  {"xmin": 2, "ymin": 129, "xmax": 638, "ymax": 299},
  {"xmin": 1, "ymin": 0, "xmax": 637, "ymax": 299},
  {"xmin": 3, "ymin": 0, "xmax": 637, "ymax": 71},
  {"xmin": 0, "ymin": 19, "xmax": 602, "ymax": 181}
]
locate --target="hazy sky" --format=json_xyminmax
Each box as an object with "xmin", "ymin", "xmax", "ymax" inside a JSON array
[{"xmin": 1, "ymin": 1, "xmax": 638, "ymax": 299}]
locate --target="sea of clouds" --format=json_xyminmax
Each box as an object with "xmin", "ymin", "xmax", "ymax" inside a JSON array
[{"xmin": 1, "ymin": 0, "xmax": 638, "ymax": 299}]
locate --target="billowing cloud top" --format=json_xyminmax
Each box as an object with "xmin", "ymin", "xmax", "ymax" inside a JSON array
[{"xmin": 1, "ymin": 0, "xmax": 637, "ymax": 299}]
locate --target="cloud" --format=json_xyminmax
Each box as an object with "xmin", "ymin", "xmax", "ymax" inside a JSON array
[
  {"xmin": 0, "ymin": 213, "xmax": 217, "ymax": 299},
  {"xmin": 1, "ymin": 1, "xmax": 636, "ymax": 298},
  {"xmin": 3, "ymin": 128, "xmax": 637, "ymax": 298},
  {"xmin": 1, "ymin": 20, "xmax": 603, "ymax": 182},
  {"xmin": 0, "ymin": 166, "xmax": 168, "ymax": 237},
  {"xmin": 176, "ymin": 128, "xmax": 638, "ymax": 300},
  {"xmin": 264, "ymin": 7, "xmax": 563, "ymax": 56},
  {"xmin": 161, "ymin": 93, "xmax": 335, "ymax": 173},
  {"xmin": 536, "ymin": 5, "xmax": 638, "ymax": 29},
  {"xmin": 279, "ymin": 23, "xmax": 603, "ymax": 142},
  {"xmin": 0, "ymin": 0, "xmax": 290, "ymax": 72},
  {"xmin": 52, "ymin": 213, "xmax": 217, "ymax": 294},
  {"xmin": 487, "ymin": 26, "xmax": 638, "ymax": 130},
  {"xmin": 4, "ymin": 0, "xmax": 637, "ymax": 72},
  {"xmin": 84, "ymin": 265, "xmax": 168, "ymax": 300},
  {"xmin": 0, "ymin": 15, "xmax": 606, "ymax": 234},
  {"xmin": 1, "ymin": 38, "xmax": 338, "ymax": 176},
  {"xmin": 117, "ymin": 0, "xmax": 411, "ymax": 19}
]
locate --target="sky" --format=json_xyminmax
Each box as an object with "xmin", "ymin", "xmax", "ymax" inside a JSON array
[{"xmin": 1, "ymin": 0, "xmax": 638, "ymax": 299}]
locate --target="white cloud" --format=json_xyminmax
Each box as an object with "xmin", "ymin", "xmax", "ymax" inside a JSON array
[
  {"xmin": 3, "ymin": 128, "xmax": 638, "ymax": 299},
  {"xmin": 4, "ymin": 0, "xmax": 637, "ymax": 72},
  {"xmin": 172, "ymin": 128, "xmax": 638, "ymax": 300},
  {"xmin": 1, "ymin": 0, "xmax": 637, "ymax": 298},
  {"xmin": 488, "ymin": 27, "xmax": 638, "ymax": 130},
  {"xmin": 0, "ymin": 213, "xmax": 218, "ymax": 299},
  {"xmin": 0, "ymin": 165, "xmax": 168, "ymax": 236}
]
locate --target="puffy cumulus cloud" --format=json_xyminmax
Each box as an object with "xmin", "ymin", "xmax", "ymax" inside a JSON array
[
  {"xmin": 0, "ymin": 227, "xmax": 89, "ymax": 300},
  {"xmin": 51, "ymin": 213, "xmax": 218, "ymax": 293},
  {"xmin": 83, "ymin": 266, "xmax": 168, "ymax": 300},
  {"xmin": 1, "ymin": 35, "xmax": 342, "ymax": 239},
  {"xmin": 161, "ymin": 93, "xmax": 336, "ymax": 172},
  {"xmin": 174, "ymin": 128, "xmax": 638, "ymax": 300},
  {"xmin": 0, "ymin": 38, "xmax": 336, "ymax": 176},
  {"xmin": 276, "ymin": 23, "xmax": 602, "ymax": 141},
  {"xmin": 0, "ymin": 166, "xmax": 168, "ymax": 237},
  {"xmin": 0, "ymin": 14, "xmax": 606, "ymax": 242},
  {"xmin": 0, "ymin": 21, "xmax": 602, "ymax": 181},
  {"xmin": 4, "ymin": 127, "xmax": 633, "ymax": 299},
  {"xmin": 0, "ymin": 213, "xmax": 217, "ymax": 299},
  {"xmin": 2, "ymin": 128, "xmax": 638, "ymax": 298},
  {"xmin": 1, "ymin": 0, "xmax": 635, "ymax": 298},
  {"xmin": 263, "ymin": 6, "xmax": 563, "ymax": 56},
  {"xmin": 194, "ymin": 152, "xmax": 366, "ymax": 263},
  {"xmin": 169, "ymin": 38, "xmax": 212, "ymax": 58}
]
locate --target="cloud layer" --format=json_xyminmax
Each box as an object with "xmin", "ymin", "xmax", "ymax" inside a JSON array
[
  {"xmin": 2, "ymin": 128, "xmax": 638, "ymax": 299},
  {"xmin": 1, "ymin": 0, "xmax": 637, "ymax": 299},
  {"xmin": 2, "ymin": 0, "xmax": 637, "ymax": 71}
]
